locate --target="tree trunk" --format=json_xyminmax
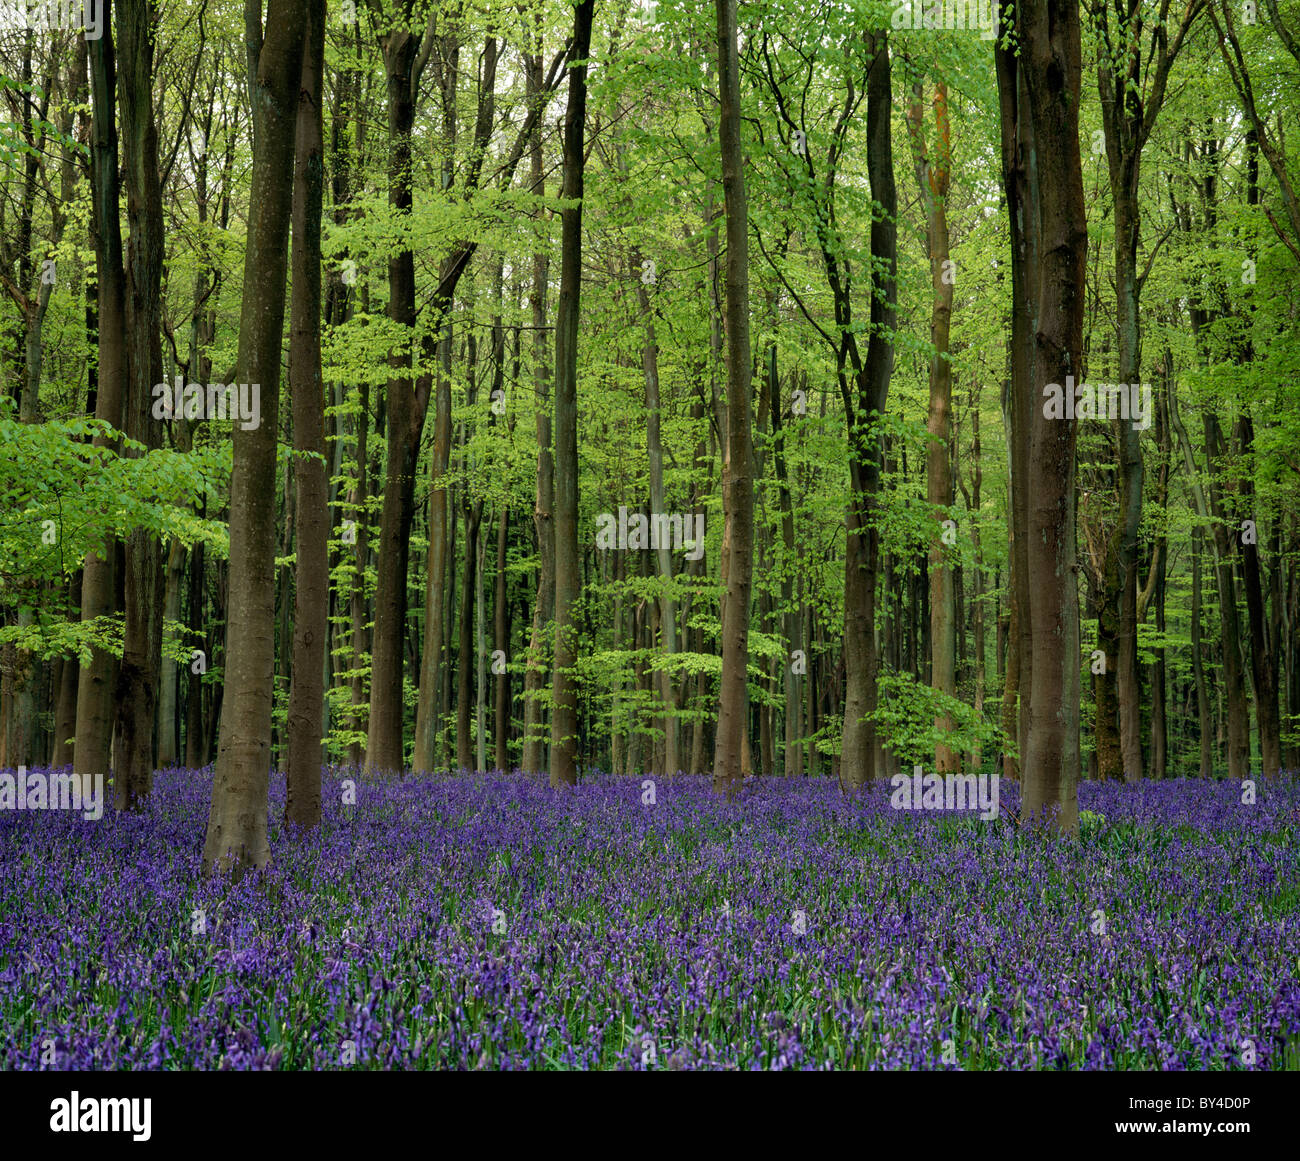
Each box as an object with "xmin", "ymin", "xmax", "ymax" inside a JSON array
[
  {"xmin": 286, "ymin": 0, "xmax": 326, "ymax": 829},
  {"xmin": 770, "ymin": 352, "xmax": 801, "ymax": 777},
  {"xmin": 711, "ymin": 0, "xmax": 756, "ymax": 800},
  {"xmin": 52, "ymin": 571, "xmax": 82, "ymax": 768},
  {"xmin": 908, "ymin": 79, "xmax": 957, "ymax": 774},
  {"xmin": 1095, "ymin": 0, "xmax": 1201, "ymax": 783},
  {"xmin": 203, "ymin": 0, "xmax": 306, "ymax": 875},
  {"xmin": 521, "ymin": 41, "xmax": 553, "ymax": 776},
  {"xmin": 347, "ymin": 377, "xmax": 370, "ymax": 768},
  {"xmin": 841, "ymin": 33, "xmax": 896, "ymax": 793},
  {"xmin": 549, "ymin": 0, "xmax": 595, "ymax": 789},
  {"xmin": 366, "ymin": 27, "xmax": 423, "ymax": 774},
  {"xmin": 1202, "ymin": 411, "xmax": 1251, "ymax": 780},
  {"xmin": 996, "ymin": 0, "xmax": 1086, "ymax": 830},
  {"xmin": 75, "ymin": 10, "xmax": 128, "ymax": 787},
  {"xmin": 1190, "ymin": 523, "xmax": 1212, "ymax": 777},
  {"xmin": 633, "ymin": 245, "xmax": 681, "ymax": 779},
  {"xmin": 494, "ymin": 501, "xmax": 510, "ymax": 772},
  {"xmin": 967, "ymin": 383, "xmax": 985, "ymax": 773},
  {"xmin": 1237, "ymin": 416, "xmax": 1281, "ymax": 775},
  {"xmin": 457, "ymin": 496, "xmax": 484, "ymax": 771},
  {"xmin": 157, "ymin": 537, "xmax": 185, "ymax": 766},
  {"xmin": 476, "ymin": 518, "xmax": 487, "ymax": 773},
  {"xmin": 114, "ymin": 0, "xmax": 168, "ymax": 811}
]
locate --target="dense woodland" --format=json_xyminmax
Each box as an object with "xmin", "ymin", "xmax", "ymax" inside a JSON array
[{"xmin": 2, "ymin": 0, "xmax": 1299, "ymax": 871}]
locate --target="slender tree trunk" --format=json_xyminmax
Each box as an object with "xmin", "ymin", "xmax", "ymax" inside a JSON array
[
  {"xmin": 114, "ymin": 0, "xmax": 168, "ymax": 811},
  {"xmin": 549, "ymin": 0, "xmax": 596, "ymax": 789},
  {"xmin": 1094, "ymin": 0, "xmax": 1201, "ymax": 783},
  {"xmin": 770, "ymin": 352, "xmax": 801, "ymax": 777},
  {"xmin": 1001, "ymin": 544, "xmax": 1019, "ymax": 780},
  {"xmin": 1190, "ymin": 523, "xmax": 1213, "ymax": 776},
  {"xmin": 1237, "ymin": 416, "xmax": 1281, "ymax": 775},
  {"xmin": 366, "ymin": 27, "xmax": 422, "ymax": 774},
  {"xmin": 457, "ymin": 496, "xmax": 484, "ymax": 770},
  {"xmin": 1203, "ymin": 412, "xmax": 1252, "ymax": 780},
  {"xmin": 967, "ymin": 384, "xmax": 985, "ymax": 773},
  {"xmin": 476, "ymin": 520, "xmax": 487, "ymax": 773},
  {"xmin": 908, "ymin": 79, "xmax": 957, "ymax": 774},
  {"xmin": 157, "ymin": 537, "xmax": 185, "ymax": 766},
  {"xmin": 347, "ymin": 376, "xmax": 370, "ymax": 767},
  {"xmin": 522, "ymin": 41, "xmax": 553, "ymax": 775},
  {"xmin": 711, "ymin": 0, "xmax": 756, "ymax": 799},
  {"xmin": 185, "ymin": 540, "xmax": 207, "ymax": 767},
  {"xmin": 632, "ymin": 245, "xmax": 681, "ymax": 779},
  {"xmin": 75, "ymin": 10, "xmax": 127, "ymax": 787},
  {"xmin": 286, "ymin": 0, "xmax": 326, "ymax": 829},
  {"xmin": 203, "ymin": 0, "xmax": 306, "ymax": 875},
  {"xmin": 1147, "ymin": 367, "xmax": 1172, "ymax": 780},
  {"xmin": 52, "ymin": 571, "xmax": 82, "ymax": 768},
  {"xmin": 492, "ymin": 499, "xmax": 510, "ymax": 772},
  {"xmin": 412, "ymin": 36, "xmax": 464, "ymax": 778},
  {"xmin": 841, "ymin": 33, "xmax": 897, "ymax": 793}
]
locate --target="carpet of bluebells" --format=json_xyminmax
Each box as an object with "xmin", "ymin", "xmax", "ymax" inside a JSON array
[{"xmin": 2, "ymin": 768, "xmax": 1299, "ymax": 1070}]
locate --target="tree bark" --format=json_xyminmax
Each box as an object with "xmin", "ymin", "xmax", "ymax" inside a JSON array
[
  {"xmin": 907, "ymin": 78, "xmax": 957, "ymax": 774},
  {"xmin": 996, "ymin": 0, "xmax": 1086, "ymax": 829},
  {"xmin": 457, "ymin": 495, "xmax": 484, "ymax": 771},
  {"xmin": 549, "ymin": 0, "xmax": 595, "ymax": 789},
  {"xmin": 1237, "ymin": 416, "xmax": 1281, "ymax": 775},
  {"xmin": 75, "ymin": 7, "xmax": 128, "ymax": 787},
  {"xmin": 365, "ymin": 24, "xmax": 423, "ymax": 774},
  {"xmin": 114, "ymin": 0, "xmax": 168, "ymax": 811},
  {"xmin": 841, "ymin": 33, "xmax": 897, "ymax": 793},
  {"xmin": 521, "ymin": 38, "xmax": 553, "ymax": 775},
  {"xmin": 202, "ymin": 0, "xmax": 306, "ymax": 875},
  {"xmin": 711, "ymin": 0, "xmax": 756, "ymax": 799},
  {"xmin": 494, "ymin": 500, "xmax": 510, "ymax": 771},
  {"xmin": 286, "ymin": 0, "xmax": 326, "ymax": 829}
]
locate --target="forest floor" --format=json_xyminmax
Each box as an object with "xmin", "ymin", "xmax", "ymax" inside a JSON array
[{"xmin": 2, "ymin": 770, "xmax": 1298, "ymax": 1070}]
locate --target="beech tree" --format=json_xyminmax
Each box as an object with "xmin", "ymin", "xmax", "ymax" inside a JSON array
[
  {"xmin": 711, "ymin": 0, "xmax": 754, "ymax": 800},
  {"xmin": 995, "ymin": 0, "xmax": 1087, "ymax": 829},
  {"xmin": 202, "ymin": 0, "xmax": 307, "ymax": 875},
  {"xmin": 286, "ymin": 0, "xmax": 327, "ymax": 829},
  {"xmin": 550, "ymin": 0, "xmax": 595, "ymax": 789}
]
